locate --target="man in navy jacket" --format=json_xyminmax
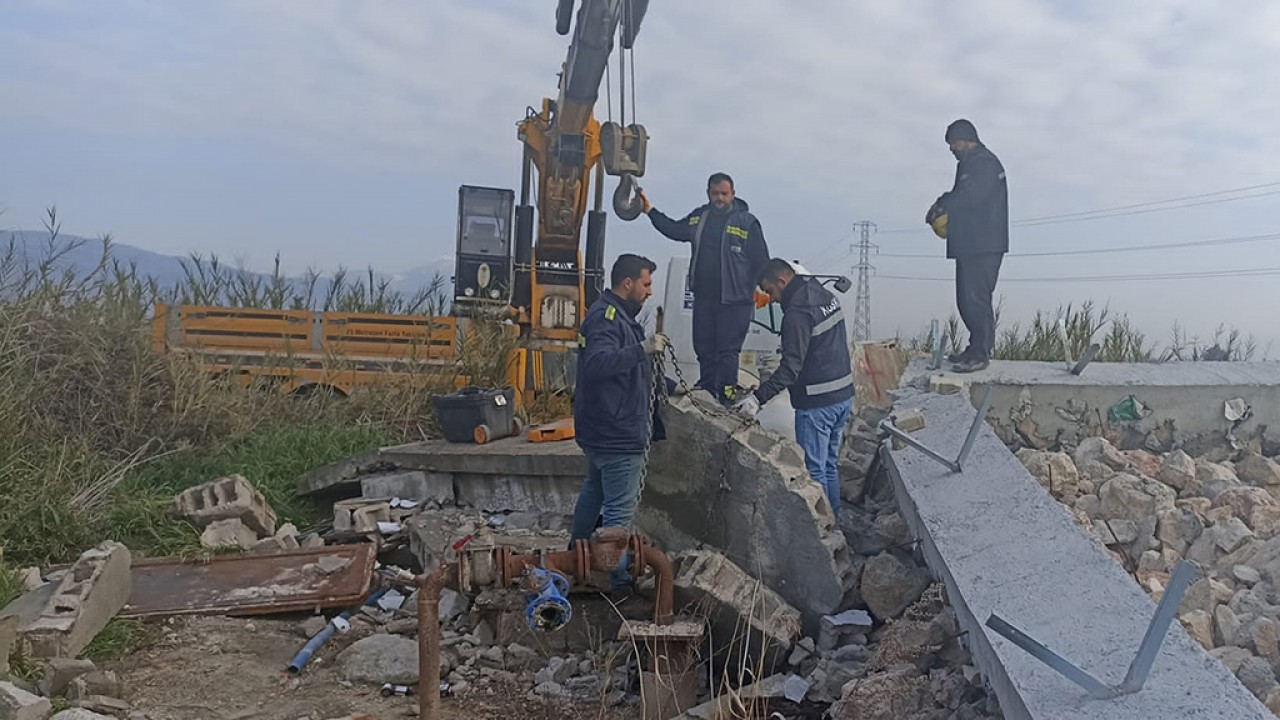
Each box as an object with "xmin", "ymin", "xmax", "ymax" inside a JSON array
[
  {"xmin": 929, "ymin": 119, "xmax": 1009, "ymax": 373},
  {"xmin": 571, "ymin": 253, "xmax": 668, "ymax": 543},
  {"xmin": 638, "ymin": 173, "xmax": 768, "ymax": 403}
]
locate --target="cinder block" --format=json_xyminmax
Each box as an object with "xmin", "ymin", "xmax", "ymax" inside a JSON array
[
  {"xmin": 334, "ymin": 499, "xmax": 391, "ymax": 533},
  {"xmin": 929, "ymin": 374, "xmax": 966, "ymax": 396},
  {"xmin": 17, "ymin": 542, "xmax": 132, "ymax": 659},
  {"xmin": 38, "ymin": 657, "xmax": 96, "ymax": 697},
  {"xmin": 170, "ymin": 474, "xmax": 277, "ymax": 537},
  {"xmin": 360, "ymin": 470, "xmax": 454, "ymax": 505}
]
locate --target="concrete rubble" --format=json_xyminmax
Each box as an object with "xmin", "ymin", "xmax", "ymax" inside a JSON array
[{"xmin": 1, "ymin": 542, "xmax": 131, "ymax": 659}]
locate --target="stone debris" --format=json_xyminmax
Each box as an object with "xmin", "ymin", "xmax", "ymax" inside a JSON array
[
  {"xmin": 0, "ymin": 680, "xmax": 52, "ymax": 720},
  {"xmin": 337, "ymin": 634, "xmax": 421, "ymax": 685},
  {"xmin": 200, "ymin": 518, "xmax": 259, "ymax": 550},
  {"xmin": 1011, "ymin": 431, "xmax": 1280, "ymax": 714},
  {"xmin": 2, "ymin": 542, "xmax": 131, "ymax": 659},
  {"xmin": 37, "ymin": 657, "xmax": 96, "ymax": 697}
]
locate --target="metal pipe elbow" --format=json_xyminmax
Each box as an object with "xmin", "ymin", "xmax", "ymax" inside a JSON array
[{"xmin": 638, "ymin": 543, "xmax": 675, "ymax": 626}]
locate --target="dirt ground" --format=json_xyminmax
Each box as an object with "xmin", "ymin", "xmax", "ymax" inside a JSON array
[{"xmin": 106, "ymin": 615, "xmax": 633, "ymax": 720}]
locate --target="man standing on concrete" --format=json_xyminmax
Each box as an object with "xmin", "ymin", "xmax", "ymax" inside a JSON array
[
  {"xmin": 638, "ymin": 173, "xmax": 769, "ymax": 403},
  {"xmin": 571, "ymin": 253, "xmax": 668, "ymax": 543},
  {"xmin": 732, "ymin": 259, "xmax": 853, "ymax": 519},
  {"xmin": 927, "ymin": 119, "xmax": 1009, "ymax": 373}
]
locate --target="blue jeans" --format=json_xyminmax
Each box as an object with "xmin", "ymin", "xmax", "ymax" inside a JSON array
[
  {"xmin": 794, "ymin": 399, "xmax": 853, "ymax": 519},
  {"xmin": 570, "ymin": 451, "xmax": 646, "ymax": 542},
  {"xmin": 571, "ymin": 451, "xmax": 645, "ymax": 590}
]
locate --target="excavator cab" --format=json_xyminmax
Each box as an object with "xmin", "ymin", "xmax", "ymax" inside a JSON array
[{"xmin": 454, "ymin": 185, "xmax": 515, "ymax": 312}]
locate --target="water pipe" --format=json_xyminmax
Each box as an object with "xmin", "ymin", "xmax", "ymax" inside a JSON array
[{"xmin": 286, "ymin": 588, "xmax": 388, "ymax": 675}]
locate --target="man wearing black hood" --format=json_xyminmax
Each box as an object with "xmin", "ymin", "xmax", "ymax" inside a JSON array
[
  {"xmin": 638, "ymin": 173, "xmax": 769, "ymax": 403},
  {"xmin": 928, "ymin": 119, "xmax": 1009, "ymax": 373}
]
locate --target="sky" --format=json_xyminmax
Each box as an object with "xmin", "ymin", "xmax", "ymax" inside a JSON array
[{"xmin": 3, "ymin": 1, "xmax": 1280, "ymax": 352}]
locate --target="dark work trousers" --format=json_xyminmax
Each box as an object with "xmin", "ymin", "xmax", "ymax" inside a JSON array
[
  {"xmin": 954, "ymin": 252, "xmax": 1004, "ymax": 361},
  {"xmin": 691, "ymin": 300, "xmax": 754, "ymax": 401}
]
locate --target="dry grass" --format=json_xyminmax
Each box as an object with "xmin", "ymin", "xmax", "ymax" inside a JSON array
[{"xmin": 0, "ymin": 212, "xmax": 502, "ymax": 566}]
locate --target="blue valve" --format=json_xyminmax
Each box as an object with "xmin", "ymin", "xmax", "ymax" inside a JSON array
[{"xmin": 524, "ymin": 568, "xmax": 573, "ymax": 632}]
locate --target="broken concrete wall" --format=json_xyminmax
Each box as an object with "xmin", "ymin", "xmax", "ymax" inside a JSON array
[
  {"xmin": 4, "ymin": 542, "xmax": 131, "ymax": 659},
  {"xmin": 673, "ymin": 549, "xmax": 802, "ymax": 671},
  {"xmin": 907, "ymin": 359, "xmax": 1280, "ymax": 454},
  {"xmin": 638, "ymin": 393, "xmax": 856, "ymax": 629}
]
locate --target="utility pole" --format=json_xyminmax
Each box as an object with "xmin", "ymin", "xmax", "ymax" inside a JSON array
[{"xmin": 851, "ymin": 221, "xmax": 876, "ymax": 342}]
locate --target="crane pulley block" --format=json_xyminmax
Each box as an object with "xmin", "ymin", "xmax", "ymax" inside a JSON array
[{"xmin": 600, "ymin": 122, "xmax": 648, "ymax": 177}]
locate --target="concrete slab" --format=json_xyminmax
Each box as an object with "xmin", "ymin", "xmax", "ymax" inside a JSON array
[
  {"xmin": 10, "ymin": 542, "xmax": 131, "ymax": 659},
  {"xmin": 639, "ymin": 394, "xmax": 855, "ymax": 631},
  {"xmin": 884, "ymin": 390, "xmax": 1272, "ymax": 720},
  {"xmin": 380, "ymin": 436, "xmax": 586, "ymax": 477},
  {"xmin": 905, "ymin": 359, "xmax": 1280, "ymax": 451}
]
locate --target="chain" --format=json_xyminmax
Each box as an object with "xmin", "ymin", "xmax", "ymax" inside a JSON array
[{"xmin": 633, "ymin": 343, "xmax": 755, "ymax": 548}]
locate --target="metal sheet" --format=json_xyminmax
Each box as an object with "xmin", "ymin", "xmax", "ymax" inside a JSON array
[{"xmin": 119, "ymin": 545, "xmax": 376, "ymax": 618}]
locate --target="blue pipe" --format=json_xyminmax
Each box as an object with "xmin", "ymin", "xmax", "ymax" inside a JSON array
[{"xmin": 287, "ymin": 588, "xmax": 388, "ymax": 674}]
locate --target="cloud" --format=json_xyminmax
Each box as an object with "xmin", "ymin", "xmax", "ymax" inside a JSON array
[{"xmin": 3, "ymin": 0, "xmax": 1280, "ymax": 342}]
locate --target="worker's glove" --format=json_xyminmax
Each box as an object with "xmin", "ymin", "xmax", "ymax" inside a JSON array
[
  {"xmin": 643, "ymin": 333, "xmax": 669, "ymax": 355},
  {"xmin": 732, "ymin": 394, "xmax": 761, "ymax": 419},
  {"xmin": 637, "ymin": 189, "xmax": 652, "ymax": 214}
]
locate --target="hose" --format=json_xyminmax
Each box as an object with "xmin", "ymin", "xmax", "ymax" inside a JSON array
[{"xmin": 286, "ymin": 588, "xmax": 388, "ymax": 674}]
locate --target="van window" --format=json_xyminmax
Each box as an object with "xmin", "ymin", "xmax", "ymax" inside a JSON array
[{"xmin": 752, "ymin": 303, "xmax": 782, "ymax": 335}]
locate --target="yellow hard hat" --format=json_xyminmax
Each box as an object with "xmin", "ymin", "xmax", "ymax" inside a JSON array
[{"xmin": 926, "ymin": 203, "xmax": 948, "ymax": 239}]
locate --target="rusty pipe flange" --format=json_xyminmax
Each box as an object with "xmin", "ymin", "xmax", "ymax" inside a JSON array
[
  {"xmin": 573, "ymin": 540, "xmax": 592, "ymax": 585},
  {"xmin": 629, "ymin": 535, "xmax": 647, "ymax": 582}
]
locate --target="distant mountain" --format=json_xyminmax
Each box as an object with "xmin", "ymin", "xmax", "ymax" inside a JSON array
[{"xmin": 4, "ymin": 230, "xmax": 455, "ymax": 304}]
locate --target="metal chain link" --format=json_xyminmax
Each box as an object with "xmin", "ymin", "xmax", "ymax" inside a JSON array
[{"xmin": 632, "ymin": 343, "xmax": 755, "ymax": 547}]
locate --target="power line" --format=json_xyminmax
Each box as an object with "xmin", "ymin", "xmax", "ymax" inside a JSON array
[
  {"xmin": 875, "ymin": 266, "xmax": 1280, "ymax": 283},
  {"xmin": 1016, "ymin": 180, "xmax": 1280, "ymax": 223},
  {"xmin": 875, "ymin": 180, "xmax": 1280, "ymax": 235},
  {"xmin": 867, "ymin": 231, "xmax": 1280, "ymax": 260}
]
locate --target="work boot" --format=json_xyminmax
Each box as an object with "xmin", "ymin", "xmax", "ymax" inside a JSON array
[{"xmin": 951, "ymin": 357, "xmax": 990, "ymax": 374}]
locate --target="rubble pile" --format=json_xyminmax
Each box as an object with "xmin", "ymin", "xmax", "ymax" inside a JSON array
[{"xmin": 1012, "ymin": 432, "xmax": 1280, "ymax": 715}]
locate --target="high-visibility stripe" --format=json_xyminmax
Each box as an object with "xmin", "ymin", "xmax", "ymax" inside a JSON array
[
  {"xmin": 726, "ymin": 225, "xmax": 748, "ymax": 239},
  {"xmin": 811, "ymin": 310, "xmax": 844, "ymax": 336},
  {"xmin": 805, "ymin": 374, "xmax": 853, "ymax": 396},
  {"xmin": 605, "ymin": 305, "xmax": 617, "ymax": 321},
  {"xmin": 688, "ymin": 216, "xmax": 700, "ymax": 225}
]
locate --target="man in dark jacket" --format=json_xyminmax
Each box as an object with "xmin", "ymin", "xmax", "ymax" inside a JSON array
[
  {"xmin": 571, "ymin": 253, "xmax": 668, "ymax": 544},
  {"xmin": 928, "ymin": 119, "xmax": 1009, "ymax": 373},
  {"xmin": 638, "ymin": 173, "xmax": 768, "ymax": 403},
  {"xmin": 733, "ymin": 259, "xmax": 854, "ymax": 519}
]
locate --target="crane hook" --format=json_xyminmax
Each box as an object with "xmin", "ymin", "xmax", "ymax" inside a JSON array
[{"xmin": 613, "ymin": 174, "xmax": 644, "ymax": 221}]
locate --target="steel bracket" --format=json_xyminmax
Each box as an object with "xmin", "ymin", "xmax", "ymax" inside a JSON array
[
  {"xmin": 1059, "ymin": 318, "xmax": 1100, "ymax": 375},
  {"xmin": 879, "ymin": 387, "xmax": 993, "ymax": 473},
  {"xmin": 985, "ymin": 560, "xmax": 1197, "ymax": 699}
]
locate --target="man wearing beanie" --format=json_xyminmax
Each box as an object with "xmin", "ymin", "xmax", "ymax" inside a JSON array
[{"xmin": 927, "ymin": 119, "xmax": 1009, "ymax": 373}]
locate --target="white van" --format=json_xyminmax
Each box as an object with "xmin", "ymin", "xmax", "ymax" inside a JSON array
[{"xmin": 653, "ymin": 257, "xmax": 846, "ymax": 440}]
